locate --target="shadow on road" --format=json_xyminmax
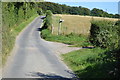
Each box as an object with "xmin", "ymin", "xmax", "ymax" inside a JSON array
[
  {"xmin": 28, "ymin": 72, "xmax": 76, "ymax": 78},
  {"xmin": 28, "ymin": 72, "xmax": 65, "ymax": 78},
  {"xmin": 23, "ymin": 71, "xmax": 77, "ymax": 80},
  {"xmin": 36, "ymin": 28, "xmax": 42, "ymax": 31}
]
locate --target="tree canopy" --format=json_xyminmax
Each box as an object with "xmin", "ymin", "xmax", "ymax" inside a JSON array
[{"xmin": 37, "ymin": 2, "xmax": 119, "ymax": 18}]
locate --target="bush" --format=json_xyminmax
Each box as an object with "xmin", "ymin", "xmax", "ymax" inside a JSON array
[
  {"xmin": 89, "ymin": 20, "xmax": 119, "ymax": 49},
  {"xmin": 41, "ymin": 29, "xmax": 51, "ymax": 39},
  {"xmin": 43, "ymin": 10, "xmax": 53, "ymax": 29},
  {"xmin": 37, "ymin": 8, "xmax": 43, "ymax": 15},
  {"xmin": 115, "ymin": 20, "xmax": 120, "ymax": 26}
]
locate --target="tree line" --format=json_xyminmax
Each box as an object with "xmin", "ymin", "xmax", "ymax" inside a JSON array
[
  {"xmin": 37, "ymin": 2, "xmax": 119, "ymax": 18},
  {"xmin": 2, "ymin": 2, "xmax": 38, "ymax": 28}
]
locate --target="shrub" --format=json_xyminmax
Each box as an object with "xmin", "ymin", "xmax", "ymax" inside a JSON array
[
  {"xmin": 43, "ymin": 10, "xmax": 53, "ymax": 29},
  {"xmin": 115, "ymin": 20, "xmax": 120, "ymax": 26},
  {"xmin": 37, "ymin": 8, "xmax": 43, "ymax": 15},
  {"xmin": 89, "ymin": 20, "xmax": 119, "ymax": 49},
  {"xmin": 41, "ymin": 29, "xmax": 51, "ymax": 39}
]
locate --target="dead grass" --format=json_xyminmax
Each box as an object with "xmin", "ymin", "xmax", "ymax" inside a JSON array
[{"xmin": 53, "ymin": 14, "xmax": 118, "ymax": 35}]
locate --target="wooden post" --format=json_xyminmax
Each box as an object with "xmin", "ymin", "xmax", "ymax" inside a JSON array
[
  {"xmin": 58, "ymin": 19, "xmax": 64, "ymax": 35},
  {"xmin": 58, "ymin": 22, "xmax": 61, "ymax": 35},
  {"xmin": 51, "ymin": 24, "xmax": 54, "ymax": 34}
]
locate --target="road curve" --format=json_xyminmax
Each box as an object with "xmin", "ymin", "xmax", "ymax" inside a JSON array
[{"xmin": 3, "ymin": 16, "xmax": 75, "ymax": 78}]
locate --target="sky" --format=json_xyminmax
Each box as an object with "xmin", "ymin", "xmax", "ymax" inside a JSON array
[{"xmin": 45, "ymin": 0, "xmax": 120, "ymax": 14}]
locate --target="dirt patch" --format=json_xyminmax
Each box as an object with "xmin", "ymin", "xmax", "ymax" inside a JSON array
[{"xmin": 42, "ymin": 39, "xmax": 82, "ymax": 55}]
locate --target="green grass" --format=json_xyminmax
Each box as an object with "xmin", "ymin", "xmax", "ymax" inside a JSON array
[
  {"xmin": 2, "ymin": 14, "xmax": 38, "ymax": 66},
  {"xmin": 62, "ymin": 48, "xmax": 117, "ymax": 78},
  {"xmin": 41, "ymin": 29, "xmax": 91, "ymax": 47}
]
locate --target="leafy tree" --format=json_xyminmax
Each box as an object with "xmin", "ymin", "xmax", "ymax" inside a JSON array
[
  {"xmin": 37, "ymin": 8, "xmax": 43, "ymax": 15},
  {"xmin": 18, "ymin": 6, "xmax": 24, "ymax": 24},
  {"xmin": 83, "ymin": 8, "xmax": 90, "ymax": 15}
]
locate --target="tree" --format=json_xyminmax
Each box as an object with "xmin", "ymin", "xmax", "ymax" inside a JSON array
[
  {"xmin": 83, "ymin": 8, "xmax": 90, "ymax": 15},
  {"xmin": 37, "ymin": 8, "xmax": 43, "ymax": 15},
  {"xmin": 91, "ymin": 8, "xmax": 104, "ymax": 17}
]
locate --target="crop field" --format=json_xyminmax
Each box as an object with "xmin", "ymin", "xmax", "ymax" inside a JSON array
[{"xmin": 52, "ymin": 14, "xmax": 118, "ymax": 35}]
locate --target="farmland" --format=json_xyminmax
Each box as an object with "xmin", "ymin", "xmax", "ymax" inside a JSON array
[{"xmin": 52, "ymin": 14, "xmax": 118, "ymax": 35}]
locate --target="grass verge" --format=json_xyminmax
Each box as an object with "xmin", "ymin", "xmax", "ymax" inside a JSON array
[
  {"xmin": 62, "ymin": 48, "xmax": 117, "ymax": 78},
  {"xmin": 2, "ymin": 14, "xmax": 38, "ymax": 66},
  {"xmin": 41, "ymin": 29, "xmax": 91, "ymax": 47}
]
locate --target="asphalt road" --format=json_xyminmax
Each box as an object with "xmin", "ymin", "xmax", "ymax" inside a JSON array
[{"xmin": 3, "ymin": 16, "xmax": 75, "ymax": 78}]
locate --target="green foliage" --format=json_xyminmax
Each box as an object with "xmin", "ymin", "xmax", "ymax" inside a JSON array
[
  {"xmin": 115, "ymin": 20, "xmax": 120, "ymax": 26},
  {"xmin": 91, "ymin": 8, "xmax": 104, "ymax": 17},
  {"xmin": 89, "ymin": 20, "xmax": 119, "ymax": 49},
  {"xmin": 37, "ymin": 8, "xmax": 43, "ymax": 15},
  {"xmin": 62, "ymin": 48, "xmax": 118, "ymax": 78},
  {"xmin": 2, "ymin": 2, "xmax": 39, "ymax": 65},
  {"xmin": 41, "ymin": 29, "xmax": 51, "ymax": 39},
  {"xmin": 37, "ymin": 2, "xmax": 120, "ymax": 18},
  {"xmin": 43, "ymin": 10, "xmax": 53, "ymax": 29},
  {"xmin": 89, "ymin": 20, "xmax": 120, "ymax": 78}
]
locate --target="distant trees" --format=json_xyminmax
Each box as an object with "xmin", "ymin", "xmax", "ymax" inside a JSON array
[
  {"xmin": 37, "ymin": 2, "xmax": 119, "ymax": 18},
  {"xmin": 91, "ymin": 8, "xmax": 104, "ymax": 17},
  {"xmin": 82, "ymin": 8, "xmax": 91, "ymax": 15}
]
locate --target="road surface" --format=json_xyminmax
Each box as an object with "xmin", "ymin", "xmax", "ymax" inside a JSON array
[{"xmin": 2, "ymin": 16, "xmax": 75, "ymax": 78}]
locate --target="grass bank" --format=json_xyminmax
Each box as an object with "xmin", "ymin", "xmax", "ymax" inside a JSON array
[
  {"xmin": 62, "ymin": 48, "xmax": 117, "ymax": 78},
  {"xmin": 41, "ymin": 29, "xmax": 91, "ymax": 47},
  {"xmin": 2, "ymin": 14, "xmax": 38, "ymax": 66}
]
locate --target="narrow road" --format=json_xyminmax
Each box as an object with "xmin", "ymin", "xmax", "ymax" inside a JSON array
[{"xmin": 3, "ymin": 16, "xmax": 75, "ymax": 78}]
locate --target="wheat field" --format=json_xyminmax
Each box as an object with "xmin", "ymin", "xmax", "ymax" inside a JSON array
[{"xmin": 52, "ymin": 14, "xmax": 118, "ymax": 35}]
